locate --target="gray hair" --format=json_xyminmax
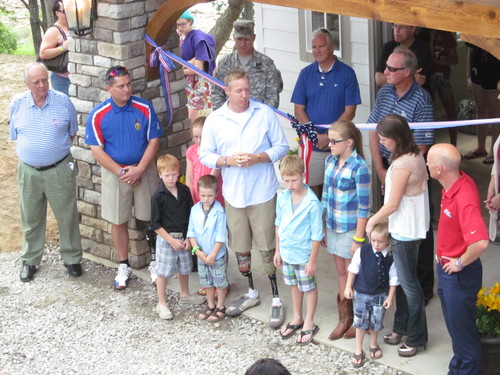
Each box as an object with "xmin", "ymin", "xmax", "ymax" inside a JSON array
[
  {"xmin": 392, "ymin": 46, "xmax": 418, "ymax": 74},
  {"xmin": 24, "ymin": 62, "xmax": 48, "ymax": 83},
  {"xmin": 312, "ymin": 28, "xmax": 335, "ymax": 48}
]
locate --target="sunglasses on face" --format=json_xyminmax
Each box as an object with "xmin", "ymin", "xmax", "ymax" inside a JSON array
[
  {"xmin": 385, "ymin": 64, "xmax": 406, "ymax": 73},
  {"xmin": 106, "ymin": 66, "xmax": 128, "ymax": 81}
]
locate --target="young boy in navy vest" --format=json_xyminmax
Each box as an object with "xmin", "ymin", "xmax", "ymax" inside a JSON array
[{"xmin": 344, "ymin": 222, "xmax": 399, "ymax": 367}]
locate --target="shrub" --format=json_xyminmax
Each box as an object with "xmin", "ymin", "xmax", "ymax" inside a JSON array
[{"xmin": 0, "ymin": 20, "xmax": 17, "ymax": 53}]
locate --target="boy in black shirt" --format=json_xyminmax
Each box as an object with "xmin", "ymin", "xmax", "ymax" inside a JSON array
[{"xmin": 150, "ymin": 155, "xmax": 205, "ymax": 320}]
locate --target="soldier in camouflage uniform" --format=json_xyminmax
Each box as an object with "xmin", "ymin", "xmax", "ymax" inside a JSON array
[{"xmin": 212, "ymin": 20, "xmax": 283, "ymax": 110}]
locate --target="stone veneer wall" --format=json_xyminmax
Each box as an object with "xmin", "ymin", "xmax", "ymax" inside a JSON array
[{"xmin": 69, "ymin": 0, "xmax": 191, "ymax": 268}]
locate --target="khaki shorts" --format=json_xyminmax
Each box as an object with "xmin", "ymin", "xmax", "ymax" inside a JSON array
[
  {"xmin": 225, "ymin": 196, "xmax": 276, "ymax": 252},
  {"xmin": 101, "ymin": 162, "xmax": 158, "ymax": 225},
  {"xmin": 308, "ymin": 150, "xmax": 329, "ymax": 187}
]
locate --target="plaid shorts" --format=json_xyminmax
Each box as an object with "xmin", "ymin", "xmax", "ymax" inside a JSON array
[
  {"xmin": 352, "ymin": 291, "xmax": 387, "ymax": 332},
  {"xmin": 155, "ymin": 233, "xmax": 192, "ymax": 278},
  {"xmin": 197, "ymin": 256, "xmax": 228, "ymax": 289},
  {"xmin": 282, "ymin": 261, "xmax": 317, "ymax": 293}
]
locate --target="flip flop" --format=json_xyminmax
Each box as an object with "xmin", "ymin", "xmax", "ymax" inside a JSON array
[
  {"xmin": 463, "ymin": 150, "xmax": 487, "ymax": 160},
  {"xmin": 208, "ymin": 307, "xmax": 226, "ymax": 322},
  {"xmin": 483, "ymin": 155, "xmax": 494, "ymax": 165},
  {"xmin": 296, "ymin": 325, "xmax": 319, "ymax": 345},
  {"xmin": 352, "ymin": 351, "xmax": 366, "ymax": 367},
  {"xmin": 369, "ymin": 345, "xmax": 383, "ymax": 359},
  {"xmin": 280, "ymin": 322, "xmax": 304, "ymax": 339}
]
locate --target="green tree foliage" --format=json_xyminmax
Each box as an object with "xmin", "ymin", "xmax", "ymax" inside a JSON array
[{"xmin": 0, "ymin": 7, "xmax": 18, "ymax": 53}]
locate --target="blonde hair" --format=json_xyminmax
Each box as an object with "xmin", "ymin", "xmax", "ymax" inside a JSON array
[
  {"xmin": 372, "ymin": 222, "xmax": 389, "ymax": 241},
  {"xmin": 191, "ymin": 116, "xmax": 206, "ymax": 132},
  {"xmin": 225, "ymin": 69, "xmax": 249, "ymax": 87},
  {"xmin": 329, "ymin": 120, "xmax": 365, "ymax": 159},
  {"xmin": 279, "ymin": 155, "xmax": 305, "ymax": 177},
  {"xmin": 156, "ymin": 154, "xmax": 179, "ymax": 173}
]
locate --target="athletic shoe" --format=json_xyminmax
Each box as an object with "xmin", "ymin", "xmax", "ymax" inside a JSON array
[
  {"xmin": 156, "ymin": 304, "xmax": 173, "ymax": 320},
  {"xmin": 148, "ymin": 261, "xmax": 157, "ymax": 286},
  {"xmin": 114, "ymin": 264, "xmax": 132, "ymax": 289},
  {"xmin": 269, "ymin": 303, "xmax": 285, "ymax": 329},
  {"xmin": 226, "ymin": 295, "xmax": 261, "ymax": 316}
]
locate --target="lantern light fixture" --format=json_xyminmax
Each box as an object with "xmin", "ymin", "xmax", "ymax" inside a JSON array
[{"xmin": 62, "ymin": 0, "xmax": 98, "ymax": 36}]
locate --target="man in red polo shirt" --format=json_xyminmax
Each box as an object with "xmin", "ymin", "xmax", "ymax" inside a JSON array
[{"xmin": 427, "ymin": 143, "xmax": 488, "ymax": 375}]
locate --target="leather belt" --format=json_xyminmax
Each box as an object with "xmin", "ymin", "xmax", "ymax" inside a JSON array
[{"xmin": 26, "ymin": 154, "xmax": 69, "ymax": 171}]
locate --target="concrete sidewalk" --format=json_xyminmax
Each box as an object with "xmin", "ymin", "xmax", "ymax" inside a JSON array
[{"xmin": 89, "ymin": 128, "xmax": 498, "ymax": 375}]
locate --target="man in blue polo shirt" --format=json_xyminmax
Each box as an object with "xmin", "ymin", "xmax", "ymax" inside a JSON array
[
  {"xmin": 86, "ymin": 66, "xmax": 163, "ymax": 289},
  {"xmin": 9, "ymin": 62, "xmax": 83, "ymax": 282},
  {"xmin": 368, "ymin": 46, "xmax": 435, "ymax": 306},
  {"xmin": 291, "ymin": 28, "xmax": 361, "ymax": 196}
]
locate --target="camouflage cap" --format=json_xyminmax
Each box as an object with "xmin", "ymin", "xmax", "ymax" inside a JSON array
[{"xmin": 233, "ymin": 20, "xmax": 255, "ymax": 39}]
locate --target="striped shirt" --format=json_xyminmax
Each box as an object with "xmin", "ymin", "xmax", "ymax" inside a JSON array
[
  {"xmin": 9, "ymin": 89, "xmax": 77, "ymax": 167},
  {"xmin": 368, "ymin": 81, "xmax": 434, "ymax": 159},
  {"xmin": 322, "ymin": 150, "xmax": 371, "ymax": 232}
]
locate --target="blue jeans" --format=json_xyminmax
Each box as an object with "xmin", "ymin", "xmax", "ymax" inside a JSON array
[
  {"xmin": 391, "ymin": 238, "xmax": 428, "ymax": 347},
  {"xmin": 50, "ymin": 72, "xmax": 70, "ymax": 96},
  {"xmin": 437, "ymin": 259, "xmax": 483, "ymax": 375}
]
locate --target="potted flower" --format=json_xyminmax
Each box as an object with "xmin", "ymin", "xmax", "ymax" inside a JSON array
[{"xmin": 477, "ymin": 282, "xmax": 500, "ymax": 375}]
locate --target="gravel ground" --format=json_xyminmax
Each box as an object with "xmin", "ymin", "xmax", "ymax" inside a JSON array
[{"xmin": 0, "ymin": 248, "xmax": 406, "ymax": 375}]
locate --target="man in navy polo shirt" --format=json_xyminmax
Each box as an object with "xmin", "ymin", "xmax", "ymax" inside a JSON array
[
  {"xmin": 86, "ymin": 66, "xmax": 163, "ymax": 289},
  {"xmin": 291, "ymin": 28, "xmax": 361, "ymax": 197},
  {"xmin": 9, "ymin": 62, "xmax": 83, "ymax": 282}
]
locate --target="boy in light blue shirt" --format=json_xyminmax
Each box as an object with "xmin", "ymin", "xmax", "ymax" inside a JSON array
[
  {"xmin": 274, "ymin": 155, "xmax": 324, "ymax": 345},
  {"xmin": 187, "ymin": 175, "xmax": 228, "ymax": 322}
]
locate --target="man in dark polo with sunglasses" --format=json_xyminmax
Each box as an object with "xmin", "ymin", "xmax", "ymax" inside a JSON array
[
  {"xmin": 368, "ymin": 46, "xmax": 435, "ymax": 311},
  {"xmin": 85, "ymin": 66, "xmax": 163, "ymax": 289},
  {"xmin": 9, "ymin": 62, "xmax": 83, "ymax": 282}
]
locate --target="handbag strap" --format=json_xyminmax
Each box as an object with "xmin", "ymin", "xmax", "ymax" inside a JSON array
[{"xmin": 51, "ymin": 24, "xmax": 67, "ymax": 41}]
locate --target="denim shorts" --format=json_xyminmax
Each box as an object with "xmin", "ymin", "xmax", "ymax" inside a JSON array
[
  {"xmin": 155, "ymin": 233, "xmax": 192, "ymax": 278},
  {"xmin": 282, "ymin": 261, "xmax": 317, "ymax": 292},
  {"xmin": 325, "ymin": 229, "xmax": 354, "ymax": 259},
  {"xmin": 197, "ymin": 256, "xmax": 229, "ymax": 289},
  {"xmin": 353, "ymin": 291, "xmax": 387, "ymax": 332}
]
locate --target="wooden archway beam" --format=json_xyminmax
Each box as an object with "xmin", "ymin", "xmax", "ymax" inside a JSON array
[
  {"xmin": 145, "ymin": 0, "xmax": 500, "ymax": 71},
  {"xmin": 252, "ymin": 0, "xmax": 500, "ymax": 58},
  {"xmin": 146, "ymin": 0, "xmax": 208, "ymax": 48}
]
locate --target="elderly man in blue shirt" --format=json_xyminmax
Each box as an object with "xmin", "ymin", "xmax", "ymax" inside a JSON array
[{"xmin": 9, "ymin": 62, "xmax": 82, "ymax": 282}]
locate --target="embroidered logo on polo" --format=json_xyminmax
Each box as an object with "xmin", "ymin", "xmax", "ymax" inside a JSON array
[
  {"xmin": 53, "ymin": 118, "xmax": 61, "ymax": 127},
  {"xmin": 134, "ymin": 119, "xmax": 141, "ymax": 131},
  {"xmin": 444, "ymin": 208, "xmax": 452, "ymax": 218}
]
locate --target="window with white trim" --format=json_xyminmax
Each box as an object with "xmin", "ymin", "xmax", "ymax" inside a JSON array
[{"xmin": 299, "ymin": 10, "xmax": 342, "ymax": 61}]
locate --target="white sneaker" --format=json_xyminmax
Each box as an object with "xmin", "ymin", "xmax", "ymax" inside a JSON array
[
  {"xmin": 156, "ymin": 304, "xmax": 173, "ymax": 320},
  {"xmin": 114, "ymin": 264, "xmax": 132, "ymax": 289},
  {"xmin": 269, "ymin": 303, "xmax": 285, "ymax": 329},
  {"xmin": 226, "ymin": 295, "xmax": 261, "ymax": 316},
  {"xmin": 148, "ymin": 261, "xmax": 157, "ymax": 285}
]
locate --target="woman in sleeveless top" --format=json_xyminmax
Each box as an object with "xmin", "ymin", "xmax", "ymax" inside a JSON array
[
  {"xmin": 39, "ymin": 0, "xmax": 71, "ymax": 95},
  {"xmin": 366, "ymin": 114, "xmax": 429, "ymax": 357}
]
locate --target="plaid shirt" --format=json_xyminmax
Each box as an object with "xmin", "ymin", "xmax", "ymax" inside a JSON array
[{"xmin": 322, "ymin": 150, "xmax": 371, "ymax": 232}]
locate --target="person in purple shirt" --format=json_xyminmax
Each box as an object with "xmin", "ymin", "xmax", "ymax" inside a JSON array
[{"xmin": 177, "ymin": 10, "xmax": 216, "ymax": 122}]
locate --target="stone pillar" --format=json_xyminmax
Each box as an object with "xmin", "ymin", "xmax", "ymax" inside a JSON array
[{"xmin": 70, "ymin": 0, "xmax": 190, "ymax": 268}]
